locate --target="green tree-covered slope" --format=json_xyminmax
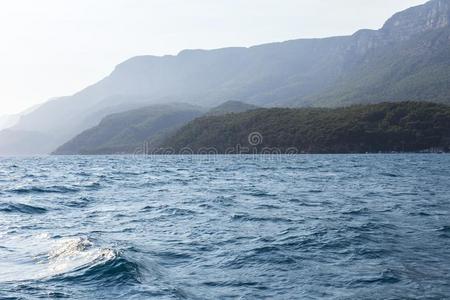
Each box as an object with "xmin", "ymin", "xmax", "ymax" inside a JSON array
[
  {"xmin": 53, "ymin": 104, "xmax": 204, "ymax": 155},
  {"xmin": 162, "ymin": 102, "xmax": 450, "ymax": 154}
]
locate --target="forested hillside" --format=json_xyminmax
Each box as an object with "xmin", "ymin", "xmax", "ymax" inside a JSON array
[{"xmin": 162, "ymin": 102, "xmax": 450, "ymax": 154}]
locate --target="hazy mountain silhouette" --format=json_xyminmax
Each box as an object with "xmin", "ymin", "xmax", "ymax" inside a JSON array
[
  {"xmin": 0, "ymin": 129, "xmax": 56, "ymax": 156},
  {"xmin": 53, "ymin": 103, "xmax": 204, "ymax": 155},
  {"xmin": 53, "ymin": 101, "xmax": 258, "ymax": 155},
  {"xmin": 206, "ymin": 101, "xmax": 259, "ymax": 116},
  {"xmin": 0, "ymin": 115, "xmax": 19, "ymax": 131},
  {"xmin": 1, "ymin": 0, "xmax": 449, "ymax": 155},
  {"xmin": 0, "ymin": 104, "xmax": 42, "ymax": 131}
]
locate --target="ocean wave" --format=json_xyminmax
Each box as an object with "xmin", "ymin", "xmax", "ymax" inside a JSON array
[
  {"xmin": 379, "ymin": 172, "xmax": 401, "ymax": 178},
  {"xmin": 342, "ymin": 207, "xmax": 370, "ymax": 215},
  {"xmin": 0, "ymin": 236, "xmax": 149, "ymax": 298},
  {"xmin": 42, "ymin": 238, "xmax": 143, "ymax": 286},
  {"xmin": 1, "ymin": 155, "xmax": 449, "ymax": 298},
  {"xmin": 0, "ymin": 203, "xmax": 47, "ymax": 214},
  {"xmin": 160, "ymin": 207, "xmax": 197, "ymax": 216},
  {"xmin": 76, "ymin": 181, "xmax": 102, "ymax": 190},
  {"xmin": 63, "ymin": 197, "xmax": 92, "ymax": 208},
  {"xmin": 223, "ymin": 245, "xmax": 296, "ymax": 268},
  {"xmin": 231, "ymin": 213, "xmax": 293, "ymax": 223},
  {"xmin": 7, "ymin": 185, "xmax": 79, "ymax": 194},
  {"xmin": 437, "ymin": 225, "xmax": 450, "ymax": 233},
  {"xmin": 348, "ymin": 269, "xmax": 401, "ymax": 286},
  {"xmin": 437, "ymin": 225, "xmax": 450, "ymax": 238}
]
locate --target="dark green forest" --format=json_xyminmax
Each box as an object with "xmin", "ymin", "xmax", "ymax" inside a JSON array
[{"xmin": 162, "ymin": 102, "xmax": 450, "ymax": 154}]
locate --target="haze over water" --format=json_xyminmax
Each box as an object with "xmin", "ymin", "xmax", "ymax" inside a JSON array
[{"xmin": 0, "ymin": 154, "xmax": 449, "ymax": 299}]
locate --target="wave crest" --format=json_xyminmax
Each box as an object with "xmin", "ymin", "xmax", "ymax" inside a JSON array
[
  {"xmin": 8, "ymin": 185, "xmax": 79, "ymax": 194},
  {"xmin": 0, "ymin": 202, "xmax": 47, "ymax": 214},
  {"xmin": 43, "ymin": 237, "xmax": 142, "ymax": 286}
]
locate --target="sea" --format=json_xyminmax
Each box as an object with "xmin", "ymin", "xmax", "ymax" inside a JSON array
[{"xmin": 0, "ymin": 154, "xmax": 449, "ymax": 299}]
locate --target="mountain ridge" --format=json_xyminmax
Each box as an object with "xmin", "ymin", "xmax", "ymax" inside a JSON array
[
  {"xmin": 52, "ymin": 101, "xmax": 258, "ymax": 155},
  {"xmin": 1, "ymin": 0, "xmax": 449, "ymax": 155},
  {"xmin": 52, "ymin": 103, "xmax": 204, "ymax": 155}
]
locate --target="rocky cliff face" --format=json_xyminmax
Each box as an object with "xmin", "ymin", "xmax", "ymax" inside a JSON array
[
  {"xmin": 350, "ymin": 0, "xmax": 450, "ymax": 54},
  {"xmin": 382, "ymin": 0, "xmax": 450, "ymax": 39}
]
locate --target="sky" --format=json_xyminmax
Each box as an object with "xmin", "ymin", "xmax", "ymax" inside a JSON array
[{"xmin": 0, "ymin": 0, "xmax": 427, "ymax": 115}]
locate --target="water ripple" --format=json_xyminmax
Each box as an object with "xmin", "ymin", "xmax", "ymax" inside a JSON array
[{"xmin": 0, "ymin": 154, "xmax": 449, "ymax": 299}]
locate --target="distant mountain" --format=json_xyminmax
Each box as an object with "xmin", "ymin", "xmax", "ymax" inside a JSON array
[
  {"xmin": 0, "ymin": 129, "xmax": 56, "ymax": 156},
  {"xmin": 0, "ymin": 104, "xmax": 47, "ymax": 155},
  {"xmin": 0, "ymin": 115, "xmax": 19, "ymax": 131},
  {"xmin": 0, "ymin": 104, "xmax": 42, "ymax": 131},
  {"xmin": 53, "ymin": 103, "xmax": 204, "ymax": 155},
  {"xmin": 162, "ymin": 102, "xmax": 450, "ymax": 154},
  {"xmin": 3, "ymin": 0, "xmax": 450, "ymax": 154},
  {"xmin": 52, "ymin": 101, "xmax": 259, "ymax": 155},
  {"xmin": 207, "ymin": 101, "xmax": 259, "ymax": 116}
]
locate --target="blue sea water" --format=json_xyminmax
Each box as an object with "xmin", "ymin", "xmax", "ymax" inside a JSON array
[{"xmin": 0, "ymin": 154, "xmax": 449, "ymax": 299}]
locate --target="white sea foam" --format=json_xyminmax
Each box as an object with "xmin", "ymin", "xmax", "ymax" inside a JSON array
[
  {"xmin": 0, "ymin": 235, "xmax": 115, "ymax": 282},
  {"xmin": 34, "ymin": 232, "xmax": 51, "ymax": 240},
  {"xmin": 44, "ymin": 237, "xmax": 116, "ymax": 276}
]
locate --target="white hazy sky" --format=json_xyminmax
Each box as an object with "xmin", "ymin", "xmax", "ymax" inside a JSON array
[{"xmin": 0, "ymin": 0, "xmax": 427, "ymax": 115}]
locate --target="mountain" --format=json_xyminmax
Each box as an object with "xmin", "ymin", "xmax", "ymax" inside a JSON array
[
  {"xmin": 53, "ymin": 103, "xmax": 204, "ymax": 155},
  {"xmin": 0, "ymin": 115, "xmax": 19, "ymax": 131},
  {"xmin": 0, "ymin": 104, "xmax": 47, "ymax": 155},
  {"xmin": 206, "ymin": 101, "xmax": 259, "ymax": 116},
  {"xmin": 3, "ymin": 0, "xmax": 450, "ymax": 155},
  {"xmin": 0, "ymin": 104, "xmax": 42, "ymax": 131},
  {"xmin": 162, "ymin": 102, "xmax": 450, "ymax": 154},
  {"xmin": 52, "ymin": 101, "xmax": 259, "ymax": 155},
  {"xmin": 0, "ymin": 129, "xmax": 56, "ymax": 156}
]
